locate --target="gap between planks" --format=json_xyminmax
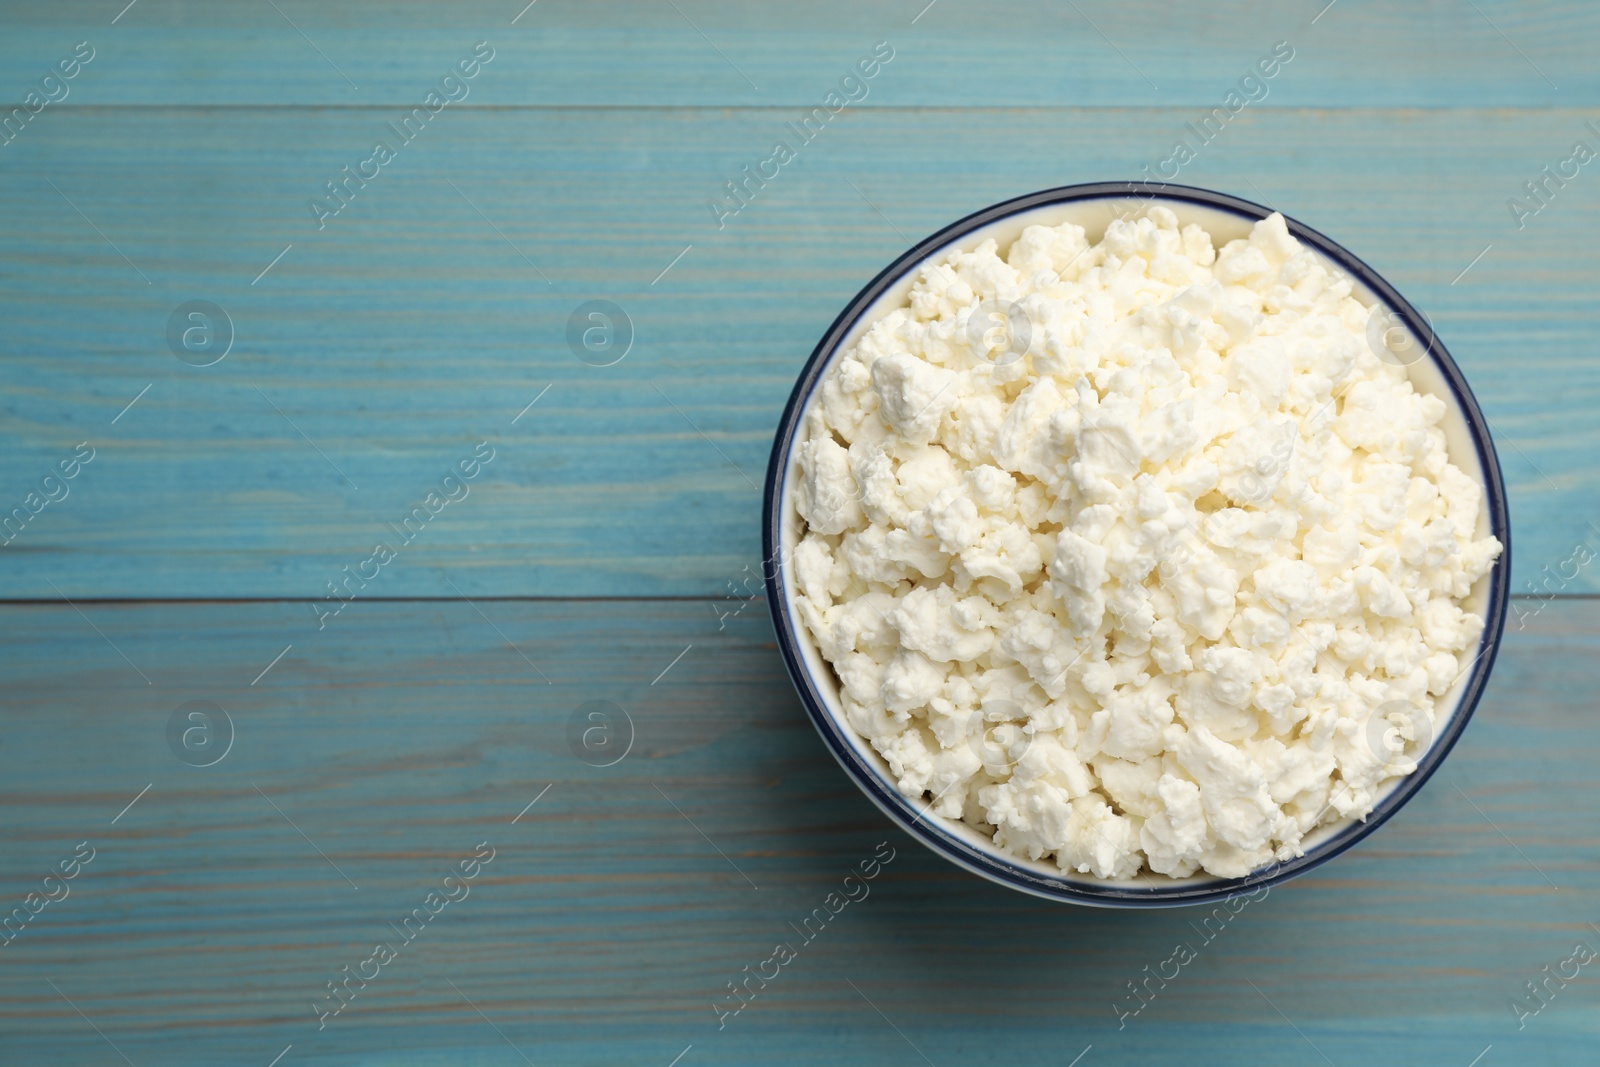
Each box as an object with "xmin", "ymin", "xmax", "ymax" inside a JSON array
[
  {"xmin": 0, "ymin": 593, "xmax": 1585, "ymax": 604},
  {"xmin": 29, "ymin": 103, "xmax": 1600, "ymax": 113},
  {"xmin": 0, "ymin": 594, "xmax": 761, "ymax": 605}
]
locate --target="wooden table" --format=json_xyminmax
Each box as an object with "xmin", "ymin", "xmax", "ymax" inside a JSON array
[{"xmin": 1, "ymin": 2, "xmax": 1595, "ymax": 1063}]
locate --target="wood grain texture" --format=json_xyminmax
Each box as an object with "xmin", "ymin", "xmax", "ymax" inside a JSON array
[
  {"xmin": 0, "ymin": 599, "xmax": 1595, "ymax": 1066},
  {"xmin": 0, "ymin": 0, "xmax": 1590, "ymax": 107},
  {"xmin": 1, "ymin": 103, "xmax": 1597, "ymax": 597},
  {"xmin": 2, "ymin": 3, "xmax": 1598, "ymax": 1063}
]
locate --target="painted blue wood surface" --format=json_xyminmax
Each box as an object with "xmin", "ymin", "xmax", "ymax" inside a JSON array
[
  {"xmin": 1, "ymin": 2, "xmax": 1598, "ymax": 1064},
  {"xmin": 1, "ymin": 102, "xmax": 1597, "ymax": 597},
  {"xmin": 0, "ymin": 0, "xmax": 1590, "ymax": 107},
  {"xmin": 0, "ymin": 599, "xmax": 1596, "ymax": 1065}
]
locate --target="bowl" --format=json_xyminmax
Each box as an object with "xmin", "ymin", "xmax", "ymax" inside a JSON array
[{"xmin": 762, "ymin": 182, "xmax": 1510, "ymax": 907}]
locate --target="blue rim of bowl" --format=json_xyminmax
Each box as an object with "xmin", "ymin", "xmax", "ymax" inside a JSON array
[{"xmin": 761, "ymin": 181, "xmax": 1511, "ymax": 908}]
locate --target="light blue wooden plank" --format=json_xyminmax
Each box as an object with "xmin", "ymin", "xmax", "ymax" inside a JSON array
[
  {"xmin": 0, "ymin": 0, "xmax": 1588, "ymax": 107},
  {"xmin": 0, "ymin": 599, "xmax": 1594, "ymax": 1065},
  {"xmin": 0, "ymin": 5, "xmax": 1592, "ymax": 1065},
  {"xmin": 0, "ymin": 104, "xmax": 1593, "ymax": 597}
]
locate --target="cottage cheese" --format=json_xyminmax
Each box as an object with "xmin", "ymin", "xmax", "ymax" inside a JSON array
[{"xmin": 791, "ymin": 207, "xmax": 1501, "ymax": 880}]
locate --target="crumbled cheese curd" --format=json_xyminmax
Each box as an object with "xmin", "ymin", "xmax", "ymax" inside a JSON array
[{"xmin": 792, "ymin": 208, "xmax": 1501, "ymax": 880}]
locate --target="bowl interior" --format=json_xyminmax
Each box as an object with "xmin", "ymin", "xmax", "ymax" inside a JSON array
[{"xmin": 771, "ymin": 188, "xmax": 1505, "ymax": 904}]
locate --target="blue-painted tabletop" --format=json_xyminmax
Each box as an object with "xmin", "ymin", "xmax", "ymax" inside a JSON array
[{"xmin": 2, "ymin": 1, "xmax": 1597, "ymax": 1064}]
